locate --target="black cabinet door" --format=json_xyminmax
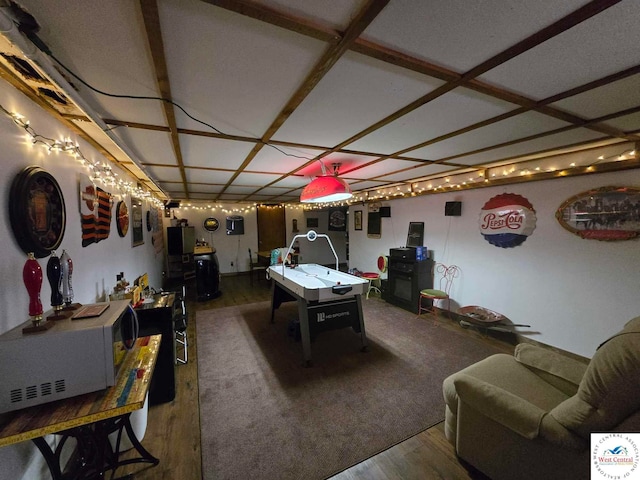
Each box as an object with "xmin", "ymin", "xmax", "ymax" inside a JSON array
[{"xmin": 136, "ymin": 294, "xmax": 177, "ymax": 404}]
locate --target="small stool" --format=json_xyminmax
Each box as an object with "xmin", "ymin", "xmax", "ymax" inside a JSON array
[{"xmin": 361, "ymin": 272, "xmax": 381, "ymax": 299}]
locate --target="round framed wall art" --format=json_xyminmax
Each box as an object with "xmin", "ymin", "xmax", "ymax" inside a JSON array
[{"xmin": 9, "ymin": 166, "xmax": 66, "ymax": 258}]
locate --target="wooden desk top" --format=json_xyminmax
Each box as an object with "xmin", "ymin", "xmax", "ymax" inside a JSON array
[{"xmin": 0, "ymin": 335, "xmax": 161, "ymax": 447}]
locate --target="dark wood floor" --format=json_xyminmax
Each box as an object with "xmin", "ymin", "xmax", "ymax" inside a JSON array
[{"xmin": 120, "ymin": 273, "xmax": 509, "ymax": 479}]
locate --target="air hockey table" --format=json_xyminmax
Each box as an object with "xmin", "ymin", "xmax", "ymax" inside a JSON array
[{"xmin": 268, "ymin": 263, "xmax": 369, "ymax": 366}]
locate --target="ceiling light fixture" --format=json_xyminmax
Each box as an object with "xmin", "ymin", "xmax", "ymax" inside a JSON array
[{"xmin": 300, "ymin": 162, "xmax": 352, "ymax": 203}]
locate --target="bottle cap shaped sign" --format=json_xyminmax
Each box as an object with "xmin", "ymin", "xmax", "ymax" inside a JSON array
[{"xmin": 479, "ymin": 193, "xmax": 536, "ymax": 248}]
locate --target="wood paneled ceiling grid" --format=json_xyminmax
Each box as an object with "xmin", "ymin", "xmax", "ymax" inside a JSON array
[
  {"xmin": 4, "ymin": 0, "xmax": 640, "ymax": 204},
  {"xmin": 132, "ymin": 0, "xmax": 639, "ymax": 203}
]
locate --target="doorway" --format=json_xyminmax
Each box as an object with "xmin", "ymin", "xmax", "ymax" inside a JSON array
[{"xmin": 257, "ymin": 204, "xmax": 286, "ymax": 254}]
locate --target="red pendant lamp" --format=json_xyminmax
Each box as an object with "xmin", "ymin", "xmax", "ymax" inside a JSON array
[{"xmin": 300, "ymin": 162, "xmax": 352, "ymax": 203}]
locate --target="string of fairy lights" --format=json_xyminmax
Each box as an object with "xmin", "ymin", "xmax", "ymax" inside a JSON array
[
  {"xmin": 4, "ymin": 102, "xmax": 635, "ymax": 214},
  {"xmin": 1, "ymin": 104, "xmax": 164, "ymax": 207},
  {"xmin": 175, "ymin": 144, "xmax": 637, "ymax": 213}
]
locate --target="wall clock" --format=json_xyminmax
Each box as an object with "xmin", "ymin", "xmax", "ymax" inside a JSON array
[
  {"xmin": 116, "ymin": 200, "xmax": 129, "ymax": 237},
  {"xmin": 203, "ymin": 217, "xmax": 220, "ymax": 232},
  {"xmin": 9, "ymin": 166, "xmax": 66, "ymax": 258}
]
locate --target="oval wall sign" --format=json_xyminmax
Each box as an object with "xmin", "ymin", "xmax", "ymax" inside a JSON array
[
  {"xmin": 556, "ymin": 186, "xmax": 640, "ymax": 241},
  {"xmin": 479, "ymin": 193, "xmax": 537, "ymax": 248}
]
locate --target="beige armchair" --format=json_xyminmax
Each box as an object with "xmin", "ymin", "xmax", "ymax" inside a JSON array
[{"xmin": 443, "ymin": 316, "xmax": 640, "ymax": 480}]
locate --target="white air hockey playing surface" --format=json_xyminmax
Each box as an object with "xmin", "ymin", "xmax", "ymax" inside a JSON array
[{"xmin": 267, "ymin": 264, "xmax": 368, "ymax": 302}]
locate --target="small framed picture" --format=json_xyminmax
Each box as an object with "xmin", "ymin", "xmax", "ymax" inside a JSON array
[
  {"xmin": 307, "ymin": 217, "xmax": 319, "ymax": 228},
  {"xmin": 354, "ymin": 210, "xmax": 363, "ymax": 231}
]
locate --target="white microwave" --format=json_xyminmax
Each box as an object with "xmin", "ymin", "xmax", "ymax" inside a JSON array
[{"xmin": 0, "ymin": 300, "xmax": 138, "ymax": 414}]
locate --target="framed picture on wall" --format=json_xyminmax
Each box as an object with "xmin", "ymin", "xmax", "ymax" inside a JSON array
[
  {"xmin": 307, "ymin": 217, "xmax": 319, "ymax": 228},
  {"xmin": 131, "ymin": 197, "xmax": 144, "ymax": 246},
  {"xmin": 367, "ymin": 212, "xmax": 381, "ymax": 238},
  {"xmin": 354, "ymin": 210, "xmax": 362, "ymax": 230}
]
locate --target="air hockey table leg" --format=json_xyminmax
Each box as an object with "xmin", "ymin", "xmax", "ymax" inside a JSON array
[
  {"xmin": 356, "ymin": 295, "xmax": 369, "ymax": 352},
  {"xmin": 297, "ymin": 299, "xmax": 313, "ymax": 367}
]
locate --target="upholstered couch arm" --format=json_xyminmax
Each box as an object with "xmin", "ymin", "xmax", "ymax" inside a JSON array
[
  {"xmin": 514, "ymin": 344, "xmax": 588, "ymax": 396},
  {"xmin": 453, "ymin": 373, "xmax": 587, "ymax": 450},
  {"xmin": 453, "ymin": 374, "xmax": 545, "ymax": 439}
]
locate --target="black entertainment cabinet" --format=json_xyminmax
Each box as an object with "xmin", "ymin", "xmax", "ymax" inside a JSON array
[
  {"xmin": 135, "ymin": 292, "xmax": 184, "ymax": 404},
  {"xmin": 386, "ymin": 248, "xmax": 433, "ymax": 314}
]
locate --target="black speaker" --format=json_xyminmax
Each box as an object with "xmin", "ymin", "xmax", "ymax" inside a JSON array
[
  {"xmin": 380, "ymin": 206, "xmax": 391, "ymax": 217},
  {"xmin": 445, "ymin": 201, "xmax": 462, "ymax": 216},
  {"xmin": 226, "ymin": 215, "xmax": 245, "ymax": 235}
]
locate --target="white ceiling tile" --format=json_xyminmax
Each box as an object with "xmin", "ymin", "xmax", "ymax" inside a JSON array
[
  {"xmin": 271, "ymin": 176, "xmax": 310, "ymax": 189},
  {"xmin": 409, "ymin": 111, "xmax": 571, "ymax": 160},
  {"xmin": 19, "ymin": 0, "xmax": 166, "ymax": 124},
  {"xmin": 160, "ymin": 0, "xmax": 327, "ymax": 137},
  {"xmin": 345, "ymin": 159, "xmax": 422, "ymax": 179},
  {"xmin": 147, "ymin": 165, "xmax": 183, "ymax": 182},
  {"xmin": 251, "ymin": 0, "xmax": 368, "ymax": 31},
  {"xmin": 179, "ymin": 135, "xmax": 255, "ymax": 169},
  {"xmin": 478, "ymin": 2, "xmax": 640, "ymax": 99},
  {"xmin": 185, "ymin": 169, "xmax": 234, "ymax": 184},
  {"xmin": 273, "ymin": 51, "xmax": 444, "ymax": 146},
  {"xmin": 112, "ymin": 129, "xmax": 175, "ymax": 166},
  {"xmin": 600, "ymin": 112, "xmax": 640, "ymax": 133},
  {"xmin": 378, "ymin": 164, "xmax": 458, "ymax": 182},
  {"xmin": 550, "ymin": 74, "xmax": 640, "ymax": 119},
  {"xmin": 247, "ymin": 145, "xmax": 321, "ymax": 173},
  {"xmin": 452, "ymin": 129, "xmax": 606, "ymax": 166},
  {"xmin": 348, "ymin": 87, "xmax": 516, "ymax": 155},
  {"xmin": 234, "ymin": 172, "xmax": 283, "ymax": 186},
  {"xmin": 362, "ymin": 0, "xmax": 589, "ymax": 72}
]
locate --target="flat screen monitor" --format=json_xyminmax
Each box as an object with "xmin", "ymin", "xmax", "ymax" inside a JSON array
[{"xmin": 406, "ymin": 222, "xmax": 424, "ymax": 247}]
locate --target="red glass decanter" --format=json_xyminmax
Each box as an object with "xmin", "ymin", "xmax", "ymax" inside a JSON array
[{"xmin": 23, "ymin": 252, "xmax": 43, "ymax": 325}]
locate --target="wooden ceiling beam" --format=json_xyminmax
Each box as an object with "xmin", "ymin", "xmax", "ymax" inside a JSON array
[
  {"xmin": 200, "ymin": 0, "xmax": 340, "ymax": 43},
  {"xmin": 139, "ymin": 0, "xmax": 190, "ymax": 198},
  {"xmin": 216, "ymin": 0, "xmax": 390, "ymax": 200}
]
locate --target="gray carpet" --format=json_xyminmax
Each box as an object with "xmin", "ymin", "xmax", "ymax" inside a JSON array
[{"xmin": 196, "ymin": 299, "xmax": 508, "ymax": 480}]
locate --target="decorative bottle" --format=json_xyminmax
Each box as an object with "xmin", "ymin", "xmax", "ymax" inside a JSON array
[
  {"xmin": 23, "ymin": 252, "xmax": 43, "ymax": 324},
  {"xmin": 60, "ymin": 250, "xmax": 74, "ymax": 307},
  {"xmin": 46, "ymin": 251, "xmax": 64, "ymax": 314}
]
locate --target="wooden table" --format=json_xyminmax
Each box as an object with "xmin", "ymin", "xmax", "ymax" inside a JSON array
[{"xmin": 0, "ymin": 335, "xmax": 161, "ymax": 479}]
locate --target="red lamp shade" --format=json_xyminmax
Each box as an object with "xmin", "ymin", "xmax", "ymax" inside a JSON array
[{"xmin": 300, "ymin": 175, "xmax": 352, "ymax": 203}]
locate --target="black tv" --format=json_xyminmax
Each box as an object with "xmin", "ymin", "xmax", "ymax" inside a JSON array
[{"xmin": 406, "ymin": 222, "xmax": 424, "ymax": 247}]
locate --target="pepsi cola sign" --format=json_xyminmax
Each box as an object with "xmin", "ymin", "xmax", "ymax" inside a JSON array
[{"xmin": 479, "ymin": 193, "xmax": 537, "ymax": 247}]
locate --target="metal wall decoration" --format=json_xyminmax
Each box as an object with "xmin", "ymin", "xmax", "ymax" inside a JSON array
[
  {"xmin": 116, "ymin": 200, "xmax": 129, "ymax": 237},
  {"xmin": 479, "ymin": 193, "xmax": 537, "ymax": 248},
  {"xmin": 203, "ymin": 217, "xmax": 220, "ymax": 232},
  {"xmin": 556, "ymin": 186, "xmax": 640, "ymax": 241},
  {"xmin": 79, "ymin": 174, "xmax": 113, "ymax": 247},
  {"xmin": 10, "ymin": 166, "xmax": 66, "ymax": 258},
  {"xmin": 328, "ymin": 207, "xmax": 347, "ymax": 231}
]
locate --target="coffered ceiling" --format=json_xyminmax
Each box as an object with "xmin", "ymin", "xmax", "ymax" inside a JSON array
[{"xmin": 1, "ymin": 0, "xmax": 639, "ymax": 204}]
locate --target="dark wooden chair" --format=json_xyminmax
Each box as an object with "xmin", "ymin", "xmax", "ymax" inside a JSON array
[{"xmin": 248, "ymin": 248, "xmax": 268, "ymax": 285}]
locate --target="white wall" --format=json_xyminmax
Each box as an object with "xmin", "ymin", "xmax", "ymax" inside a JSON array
[
  {"xmin": 349, "ymin": 169, "xmax": 640, "ymax": 358},
  {"xmin": 0, "ymin": 78, "xmax": 163, "ymax": 479},
  {"xmin": 171, "ymin": 206, "xmax": 347, "ymax": 272}
]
